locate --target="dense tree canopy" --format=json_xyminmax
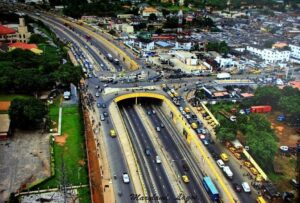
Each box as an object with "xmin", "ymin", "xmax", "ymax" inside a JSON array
[
  {"xmin": 0, "ymin": 49, "xmax": 82, "ymax": 94},
  {"xmin": 9, "ymin": 98, "xmax": 49, "ymax": 130},
  {"xmin": 206, "ymin": 41, "xmax": 230, "ymax": 55}
]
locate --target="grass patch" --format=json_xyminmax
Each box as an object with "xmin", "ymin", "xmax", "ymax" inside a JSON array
[
  {"xmin": 49, "ymin": 97, "xmax": 61, "ymax": 126},
  {"xmin": 268, "ymin": 172, "xmax": 283, "ymax": 182},
  {"xmin": 77, "ymin": 187, "xmax": 91, "ymax": 203},
  {"xmin": 0, "ymin": 94, "xmax": 31, "ymax": 101},
  {"xmin": 33, "ymin": 105, "xmax": 89, "ymax": 190}
]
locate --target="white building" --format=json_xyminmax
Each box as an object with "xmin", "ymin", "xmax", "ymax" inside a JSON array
[
  {"xmin": 172, "ymin": 51, "xmax": 198, "ymax": 66},
  {"xmin": 112, "ymin": 24, "xmax": 134, "ymax": 34},
  {"xmin": 215, "ymin": 57, "xmax": 238, "ymax": 68},
  {"xmin": 246, "ymin": 46, "xmax": 290, "ymax": 63},
  {"xmin": 25, "ymin": 0, "xmax": 48, "ymax": 4},
  {"xmin": 289, "ymin": 44, "xmax": 300, "ymax": 60}
]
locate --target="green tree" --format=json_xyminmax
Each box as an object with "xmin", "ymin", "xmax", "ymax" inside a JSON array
[
  {"xmin": 8, "ymin": 192, "xmax": 18, "ymax": 203},
  {"xmin": 216, "ymin": 127, "xmax": 236, "ymax": 141},
  {"xmin": 253, "ymin": 86, "xmax": 281, "ymax": 108},
  {"xmin": 29, "ymin": 34, "xmax": 47, "ymax": 44},
  {"xmin": 148, "ymin": 13, "xmax": 157, "ymax": 21},
  {"xmin": 9, "ymin": 98, "xmax": 49, "ymax": 130},
  {"xmin": 246, "ymin": 131, "xmax": 277, "ymax": 171},
  {"xmin": 52, "ymin": 63, "xmax": 82, "ymax": 86}
]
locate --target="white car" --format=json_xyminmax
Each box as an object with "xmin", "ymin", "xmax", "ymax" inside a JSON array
[
  {"xmin": 156, "ymin": 156, "xmax": 161, "ymax": 164},
  {"xmin": 241, "ymin": 182, "xmax": 251, "ymax": 193},
  {"xmin": 216, "ymin": 159, "xmax": 225, "ymax": 168},
  {"xmin": 122, "ymin": 173, "xmax": 130, "ymax": 183},
  {"xmin": 103, "ymin": 84, "xmax": 108, "ymax": 87},
  {"xmin": 95, "ymin": 92, "xmax": 100, "ymax": 97}
]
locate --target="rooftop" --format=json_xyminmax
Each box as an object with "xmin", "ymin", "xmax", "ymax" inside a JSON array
[
  {"xmin": 0, "ymin": 25, "xmax": 16, "ymax": 35},
  {"xmin": 0, "ymin": 114, "xmax": 10, "ymax": 133}
]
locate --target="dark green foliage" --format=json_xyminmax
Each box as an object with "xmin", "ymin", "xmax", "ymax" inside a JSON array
[
  {"xmin": 9, "ymin": 98, "xmax": 49, "ymax": 130},
  {"xmin": 29, "ymin": 34, "xmax": 48, "ymax": 44},
  {"xmin": 8, "ymin": 192, "xmax": 18, "ymax": 203},
  {"xmin": 206, "ymin": 41, "xmax": 230, "ymax": 55},
  {"xmin": 0, "ymin": 48, "xmax": 81, "ymax": 94}
]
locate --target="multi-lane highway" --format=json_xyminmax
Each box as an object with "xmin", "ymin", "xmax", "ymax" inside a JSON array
[
  {"xmin": 13, "ymin": 7, "xmax": 259, "ymax": 202},
  {"xmin": 120, "ymin": 102, "xmax": 176, "ymax": 201}
]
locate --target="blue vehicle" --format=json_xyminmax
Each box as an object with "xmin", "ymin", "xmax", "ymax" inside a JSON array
[{"xmin": 202, "ymin": 176, "xmax": 219, "ymax": 201}]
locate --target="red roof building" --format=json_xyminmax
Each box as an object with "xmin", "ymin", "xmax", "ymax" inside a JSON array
[
  {"xmin": 0, "ymin": 25, "xmax": 16, "ymax": 35},
  {"xmin": 8, "ymin": 42, "xmax": 37, "ymax": 50}
]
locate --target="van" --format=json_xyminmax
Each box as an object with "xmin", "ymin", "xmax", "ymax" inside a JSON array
[
  {"xmin": 100, "ymin": 114, "xmax": 105, "ymax": 121},
  {"xmin": 241, "ymin": 182, "xmax": 251, "ymax": 193},
  {"xmin": 220, "ymin": 153, "xmax": 229, "ymax": 162}
]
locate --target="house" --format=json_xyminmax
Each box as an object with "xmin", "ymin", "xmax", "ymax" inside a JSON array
[
  {"xmin": 0, "ymin": 114, "xmax": 12, "ymax": 140},
  {"xmin": 140, "ymin": 7, "xmax": 163, "ymax": 18},
  {"xmin": 8, "ymin": 42, "xmax": 43, "ymax": 54}
]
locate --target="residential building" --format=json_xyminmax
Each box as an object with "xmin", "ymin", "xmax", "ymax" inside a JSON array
[
  {"xmin": 289, "ymin": 44, "xmax": 300, "ymax": 60},
  {"xmin": 140, "ymin": 7, "xmax": 163, "ymax": 18},
  {"xmin": 246, "ymin": 45, "xmax": 290, "ymax": 63}
]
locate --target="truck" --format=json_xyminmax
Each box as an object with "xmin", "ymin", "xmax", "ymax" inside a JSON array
[
  {"xmin": 223, "ymin": 166, "xmax": 233, "ymax": 179},
  {"xmin": 250, "ymin": 105, "xmax": 272, "ymax": 113},
  {"xmin": 107, "ymin": 54, "xmax": 113, "ymax": 61}
]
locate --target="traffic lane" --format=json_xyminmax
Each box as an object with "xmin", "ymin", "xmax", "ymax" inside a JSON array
[
  {"xmin": 86, "ymin": 84, "xmax": 135, "ymax": 201},
  {"xmin": 126, "ymin": 106, "xmax": 175, "ymax": 200},
  {"xmin": 40, "ymin": 16, "xmax": 108, "ymax": 71},
  {"xmin": 82, "ymin": 24, "xmax": 144, "ymax": 67},
  {"xmin": 174, "ymin": 97, "xmax": 254, "ymax": 202},
  {"xmin": 98, "ymin": 105, "xmax": 135, "ymax": 201},
  {"xmin": 206, "ymin": 142, "xmax": 256, "ymax": 203},
  {"xmin": 126, "ymin": 106, "xmax": 168, "ymax": 197},
  {"xmin": 120, "ymin": 106, "xmax": 158, "ymax": 199},
  {"xmin": 65, "ymin": 25, "xmax": 125, "ymax": 72},
  {"xmin": 144, "ymin": 105, "xmax": 202, "ymax": 199}
]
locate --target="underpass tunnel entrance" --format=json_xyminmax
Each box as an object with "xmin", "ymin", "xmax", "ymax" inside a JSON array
[{"xmin": 117, "ymin": 97, "xmax": 163, "ymax": 108}]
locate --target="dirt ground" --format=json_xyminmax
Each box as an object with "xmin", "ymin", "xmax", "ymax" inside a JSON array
[
  {"xmin": 54, "ymin": 133, "xmax": 68, "ymax": 146},
  {"xmin": 268, "ymin": 112, "xmax": 300, "ymax": 147},
  {"xmin": 267, "ymin": 112, "xmax": 299, "ymax": 197},
  {"xmin": 0, "ymin": 130, "xmax": 51, "ymax": 202}
]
